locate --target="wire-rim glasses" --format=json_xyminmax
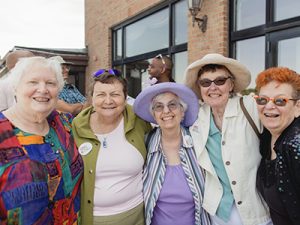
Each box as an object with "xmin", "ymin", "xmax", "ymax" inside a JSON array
[{"xmin": 152, "ymin": 100, "xmax": 182, "ymax": 112}]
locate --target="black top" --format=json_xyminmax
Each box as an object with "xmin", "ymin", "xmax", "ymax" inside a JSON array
[{"xmin": 256, "ymin": 117, "xmax": 300, "ymax": 225}]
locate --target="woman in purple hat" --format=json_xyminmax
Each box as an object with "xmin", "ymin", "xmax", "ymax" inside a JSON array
[{"xmin": 134, "ymin": 82, "xmax": 211, "ymax": 225}]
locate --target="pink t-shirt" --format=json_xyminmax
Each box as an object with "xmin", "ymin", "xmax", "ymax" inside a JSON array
[{"xmin": 93, "ymin": 118, "xmax": 144, "ymax": 216}]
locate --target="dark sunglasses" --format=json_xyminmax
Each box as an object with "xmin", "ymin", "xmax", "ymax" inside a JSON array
[
  {"xmin": 254, "ymin": 95, "xmax": 298, "ymax": 107},
  {"xmin": 93, "ymin": 69, "xmax": 121, "ymax": 78},
  {"xmin": 155, "ymin": 54, "xmax": 166, "ymax": 66},
  {"xmin": 198, "ymin": 76, "xmax": 231, "ymax": 88}
]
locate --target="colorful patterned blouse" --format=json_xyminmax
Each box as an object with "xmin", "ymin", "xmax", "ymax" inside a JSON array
[{"xmin": 0, "ymin": 111, "xmax": 83, "ymax": 225}]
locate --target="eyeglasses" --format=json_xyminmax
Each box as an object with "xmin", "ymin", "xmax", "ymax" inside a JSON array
[
  {"xmin": 93, "ymin": 69, "xmax": 121, "ymax": 78},
  {"xmin": 155, "ymin": 54, "xmax": 166, "ymax": 66},
  {"xmin": 198, "ymin": 76, "xmax": 231, "ymax": 88},
  {"xmin": 253, "ymin": 95, "xmax": 298, "ymax": 107},
  {"xmin": 152, "ymin": 100, "xmax": 182, "ymax": 112}
]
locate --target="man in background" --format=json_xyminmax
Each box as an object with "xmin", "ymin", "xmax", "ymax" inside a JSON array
[
  {"xmin": 51, "ymin": 56, "xmax": 89, "ymax": 115},
  {"xmin": 147, "ymin": 54, "xmax": 175, "ymax": 84},
  {"xmin": 0, "ymin": 50, "xmax": 34, "ymax": 111}
]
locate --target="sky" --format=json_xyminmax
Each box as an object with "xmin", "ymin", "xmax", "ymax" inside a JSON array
[{"xmin": 0, "ymin": 0, "xmax": 84, "ymax": 58}]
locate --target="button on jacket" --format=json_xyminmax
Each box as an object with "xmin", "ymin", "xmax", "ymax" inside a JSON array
[
  {"xmin": 72, "ymin": 104, "xmax": 152, "ymax": 225},
  {"xmin": 189, "ymin": 95, "xmax": 270, "ymax": 225}
]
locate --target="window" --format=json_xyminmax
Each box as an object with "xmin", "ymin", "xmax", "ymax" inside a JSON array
[
  {"xmin": 230, "ymin": 0, "xmax": 300, "ymax": 91},
  {"xmin": 112, "ymin": 0, "xmax": 188, "ymax": 97}
]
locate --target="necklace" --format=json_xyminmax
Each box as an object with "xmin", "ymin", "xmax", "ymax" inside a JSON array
[{"xmin": 102, "ymin": 137, "xmax": 107, "ymax": 148}]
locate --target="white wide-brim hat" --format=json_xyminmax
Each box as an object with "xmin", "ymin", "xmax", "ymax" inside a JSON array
[{"xmin": 184, "ymin": 53, "xmax": 251, "ymax": 93}]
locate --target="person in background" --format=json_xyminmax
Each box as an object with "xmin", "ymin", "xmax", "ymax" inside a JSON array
[
  {"xmin": 0, "ymin": 50, "xmax": 34, "ymax": 111},
  {"xmin": 134, "ymin": 82, "xmax": 211, "ymax": 225},
  {"xmin": 0, "ymin": 56, "xmax": 83, "ymax": 224},
  {"xmin": 184, "ymin": 53, "xmax": 272, "ymax": 225},
  {"xmin": 255, "ymin": 67, "xmax": 300, "ymax": 225},
  {"xmin": 50, "ymin": 55, "xmax": 89, "ymax": 115},
  {"xmin": 147, "ymin": 54, "xmax": 175, "ymax": 85},
  {"xmin": 72, "ymin": 69, "xmax": 152, "ymax": 225}
]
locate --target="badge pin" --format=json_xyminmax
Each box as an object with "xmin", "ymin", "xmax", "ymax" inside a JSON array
[{"xmin": 78, "ymin": 142, "xmax": 93, "ymax": 155}]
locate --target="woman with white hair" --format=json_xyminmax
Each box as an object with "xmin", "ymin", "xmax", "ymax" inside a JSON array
[
  {"xmin": 184, "ymin": 53, "xmax": 272, "ymax": 225},
  {"xmin": 0, "ymin": 57, "xmax": 83, "ymax": 224}
]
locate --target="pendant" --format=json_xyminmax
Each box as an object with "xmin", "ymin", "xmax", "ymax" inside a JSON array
[{"xmin": 102, "ymin": 137, "xmax": 107, "ymax": 148}]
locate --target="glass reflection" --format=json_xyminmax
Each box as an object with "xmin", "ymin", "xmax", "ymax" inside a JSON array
[
  {"xmin": 275, "ymin": 0, "xmax": 300, "ymax": 21},
  {"xmin": 174, "ymin": 51, "xmax": 187, "ymax": 84},
  {"xmin": 174, "ymin": 0, "xmax": 188, "ymax": 45},
  {"xmin": 278, "ymin": 37, "xmax": 300, "ymax": 72},
  {"xmin": 235, "ymin": 0, "xmax": 265, "ymax": 30},
  {"xmin": 125, "ymin": 10, "xmax": 169, "ymax": 57},
  {"xmin": 236, "ymin": 37, "xmax": 265, "ymax": 89},
  {"xmin": 124, "ymin": 60, "xmax": 149, "ymax": 97}
]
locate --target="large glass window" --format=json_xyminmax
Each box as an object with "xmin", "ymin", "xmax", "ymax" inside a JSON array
[
  {"xmin": 125, "ymin": 9, "xmax": 169, "ymax": 57},
  {"xmin": 235, "ymin": 37, "xmax": 265, "ymax": 88},
  {"xmin": 274, "ymin": 0, "xmax": 300, "ymax": 21},
  {"xmin": 174, "ymin": 1, "xmax": 188, "ymax": 45},
  {"xmin": 234, "ymin": 0, "xmax": 265, "ymax": 31},
  {"xmin": 113, "ymin": 0, "xmax": 187, "ymax": 97},
  {"xmin": 113, "ymin": 29, "xmax": 122, "ymax": 60},
  {"xmin": 231, "ymin": 0, "xmax": 300, "ymax": 92},
  {"xmin": 278, "ymin": 37, "xmax": 300, "ymax": 72},
  {"xmin": 174, "ymin": 51, "xmax": 187, "ymax": 84}
]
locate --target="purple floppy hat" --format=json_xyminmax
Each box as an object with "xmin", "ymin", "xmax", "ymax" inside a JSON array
[{"xmin": 133, "ymin": 82, "xmax": 199, "ymax": 126}]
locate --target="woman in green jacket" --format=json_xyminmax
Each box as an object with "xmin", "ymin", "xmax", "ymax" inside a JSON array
[{"xmin": 72, "ymin": 69, "xmax": 152, "ymax": 225}]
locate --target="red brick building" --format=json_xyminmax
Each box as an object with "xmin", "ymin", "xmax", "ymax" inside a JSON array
[{"xmin": 85, "ymin": 0, "xmax": 300, "ymax": 97}]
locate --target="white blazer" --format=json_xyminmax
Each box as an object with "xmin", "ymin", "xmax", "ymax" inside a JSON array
[{"xmin": 190, "ymin": 95, "xmax": 270, "ymax": 225}]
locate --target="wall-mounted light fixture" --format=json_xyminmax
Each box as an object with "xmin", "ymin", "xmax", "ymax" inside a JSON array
[{"xmin": 187, "ymin": 0, "xmax": 208, "ymax": 33}]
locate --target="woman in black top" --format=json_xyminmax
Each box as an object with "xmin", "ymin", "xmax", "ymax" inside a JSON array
[{"xmin": 255, "ymin": 67, "xmax": 300, "ymax": 225}]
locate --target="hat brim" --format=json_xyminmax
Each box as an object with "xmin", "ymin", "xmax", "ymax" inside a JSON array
[
  {"xmin": 184, "ymin": 53, "xmax": 251, "ymax": 93},
  {"xmin": 133, "ymin": 83, "xmax": 199, "ymax": 126}
]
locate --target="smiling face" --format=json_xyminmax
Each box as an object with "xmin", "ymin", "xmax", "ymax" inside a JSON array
[
  {"xmin": 15, "ymin": 65, "xmax": 59, "ymax": 116},
  {"xmin": 257, "ymin": 81, "xmax": 300, "ymax": 137},
  {"xmin": 92, "ymin": 80, "xmax": 126, "ymax": 121},
  {"xmin": 152, "ymin": 92, "xmax": 184, "ymax": 131},
  {"xmin": 199, "ymin": 68, "xmax": 234, "ymax": 109}
]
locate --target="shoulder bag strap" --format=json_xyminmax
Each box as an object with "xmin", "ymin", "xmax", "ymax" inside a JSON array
[{"xmin": 239, "ymin": 97, "xmax": 260, "ymax": 138}]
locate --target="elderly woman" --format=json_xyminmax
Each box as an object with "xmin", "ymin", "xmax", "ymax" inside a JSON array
[
  {"xmin": 184, "ymin": 53, "xmax": 272, "ymax": 225},
  {"xmin": 0, "ymin": 57, "xmax": 83, "ymax": 224},
  {"xmin": 255, "ymin": 67, "xmax": 300, "ymax": 225},
  {"xmin": 134, "ymin": 82, "xmax": 211, "ymax": 225},
  {"xmin": 72, "ymin": 69, "xmax": 152, "ymax": 225}
]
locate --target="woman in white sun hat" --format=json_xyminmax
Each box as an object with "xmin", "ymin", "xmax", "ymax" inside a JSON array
[{"xmin": 184, "ymin": 53, "xmax": 272, "ymax": 225}]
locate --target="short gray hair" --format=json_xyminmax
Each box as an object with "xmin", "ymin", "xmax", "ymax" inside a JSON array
[{"xmin": 8, "ymin": 56, "xmax": 64, "ymax": 91}]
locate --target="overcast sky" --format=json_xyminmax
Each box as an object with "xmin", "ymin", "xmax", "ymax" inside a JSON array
[{"xmin": 0, "ymin": 0, "xmax": 84, "ymax": 58}]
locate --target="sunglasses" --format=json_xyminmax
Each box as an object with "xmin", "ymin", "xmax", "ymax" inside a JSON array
[
  {"xmin": 155, "ymin": 54, "xmax": 166, "ymax": 66},
  {"xmin": 152, "ymin": 100, "xmax": 182, "ymax": 112},
  {"xmin": 254, "ymin": 95, "xmax": 298, "ymax": 107},
  {"xmin": 198, "ymin": 76, "xmax": 231, "ymax": 88},
  {"xmin": 93, "ymin": 69, "xmax": 121, "ymax": 78}
]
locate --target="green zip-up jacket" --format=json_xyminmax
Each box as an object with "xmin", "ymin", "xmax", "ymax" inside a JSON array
[{"xmin": 72, "ymin": 104, "xmax": 152, "ymax": 225}]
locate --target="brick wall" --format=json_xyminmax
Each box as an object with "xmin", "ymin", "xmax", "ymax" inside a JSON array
[
  {"xmin": 188, "ymin": 0, "xmax": 229, "ymax": 63},
  {"xmin": 85, "ymin": 0, "xmax": 229, "ymax": 94}
]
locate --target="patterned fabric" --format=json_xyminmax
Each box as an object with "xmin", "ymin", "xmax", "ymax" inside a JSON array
[
  {"xmin": 59, "ymin": 83, "xmax": 86, "ymax": 104},
  {"xmin": 143, "ymin": 126, "xmax": 211, "ymax": 225},
  {"xmin": 257, "ymin": 117, "xmax": 300, "ymax": 224},
  {"xmin": 0, "ymin": 111, "xmax": 83, "ymax": 225}
]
